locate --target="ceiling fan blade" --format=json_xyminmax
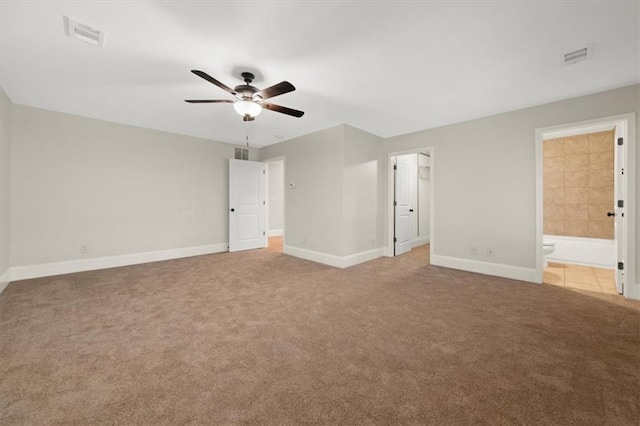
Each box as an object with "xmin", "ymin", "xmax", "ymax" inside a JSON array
[
  {"xmin": 191, "ymin": 70, "xmax": 237, "ymax": 95},
  {"xmin": 185, "ymin": 99, "xmax": 234, "ymax": 103},
  {"xmin": 256, "ymin": 81, "xmax": 295, "ymax": 100},
  {"xmin": 259, "ymin": 102, "xmax": 304, "ymax": 118}
]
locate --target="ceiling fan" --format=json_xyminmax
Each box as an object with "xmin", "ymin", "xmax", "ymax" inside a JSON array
[{"xmin": 185, "ymin": 70, "xmax": 304, "ymax": 121}]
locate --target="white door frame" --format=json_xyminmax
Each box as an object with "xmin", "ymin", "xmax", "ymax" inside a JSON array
[
  {"xmin": 386, "ymin": 146, "xmax": 435, "ymax": 262},
  {"xmin": 534, "ymin": 113, "xmax": 636, "ymax": 299},
  {"xmin": 263, "ymin": 155, "xmax": 286, "ymax": 248}
]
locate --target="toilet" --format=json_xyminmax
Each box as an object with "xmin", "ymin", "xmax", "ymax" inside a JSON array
[{"xmin": 543, "ymin": 242, "xmax": 556, "ymax": 267}]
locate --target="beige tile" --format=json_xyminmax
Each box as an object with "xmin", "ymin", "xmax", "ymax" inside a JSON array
[
  {"xmin": 594, "ymin": 268, "xmax": 615, "ymax": 284},
  {"xmin": 544, "ymin": 188, "xmax": 564, "ymax": 202},
  {"xmin": 564, "ymin": 220, "xmax": 589, "ymax": 238},
  {"xmin": 565, "ymin": 268, "xmax": 598, "ymax": 285},
  {"xmin": 564, "ymin": 203, "xmax": 588, "ymax": 222},
  {"xmin": 588, "ymin": 168, "xmax": 614, "ymax": 188},
  {"xmin": 565, "ymin": 264, "xmax": 595, "ymax": 273},
  {"xmin": 589, "ymin": 220, "xmax": 614, "ymax": 239},
  {"xmin": 565, "ymin": 135, "xmax": 589, "ymax": 154},
  {"xmin": 564, "ymin": 170, "xmax": 588, "ymax": 188},
  {"xmin": 544, "ymin": 156, "xmax": 564, "ymax": 173},
  {"xmin": 544, "ymin": 138, "xmax": 565, "ymax": 157},
  {"xmin": 548, "ymin": 262, "xmax": 566, "ymax": 268},
  {"xmin": 589, "ymin": 204, "xmax": 614, "ymax": 223},
  {"xmin": 565, "ymin": 280, "xmax": 601, "ymax": 292},
  {"xmin": 543, "ymin": 268, "xmax": 565, "ymax": 285},
  {"xmin": 589, "ymin": 151, "xmax": 614, "ymax": 170},
  {"xmin": 601, "ymin": 284, "xmax": 619, "ymax": 295},
  {"xmin": 544, "ymin": 204, "xmax": 564, "ymax": 221},
  {"xmin": 544, "ymin": 220, "xmax": 564, "ymax": 235},
  {"xmin": 544, "ymin": 171, "xmax": 564, "ymax": 190},
  {"xmin": 589, "ymin": 186, "xmax": 614, "ymax": 205},
  {"xmin": 588, "ymin": 131, "xmax": 614, "ymax": 153},
  {"xmin": 565, "ymin": 154, "xmax": 589, "ymax": 172},
  {"xmin": 565, "ymin": 187, "xmax": 588, "ymax": 204}
]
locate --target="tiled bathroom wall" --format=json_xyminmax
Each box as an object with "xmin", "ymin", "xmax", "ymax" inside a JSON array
[{"xmin": 543, "ymin": 130, "xmax": 614, "ymax": 239}]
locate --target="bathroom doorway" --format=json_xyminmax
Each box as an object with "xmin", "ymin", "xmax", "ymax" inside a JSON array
[
  {"xmin": 387, "ymin": 147, "xmax": 434, "ymax": 263},
  {"xmin": 265, "ymin": 157, "xmax": 285, "ymax": 253},
  {"xmin": 535, "ymin": 114, "xmax": 636, "ymax": 298}
]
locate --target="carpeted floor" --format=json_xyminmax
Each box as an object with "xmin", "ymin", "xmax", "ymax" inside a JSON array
[{"xmin": 1, "ymin": 245, "xmax": 639, "ymax": 425}]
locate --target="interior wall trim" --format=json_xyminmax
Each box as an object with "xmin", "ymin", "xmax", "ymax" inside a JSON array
[
  {"xmin": 8, "ymin": 243, "xmax": 229, "ymax": 283},
  {"xmin": 283, "ymin": 245, "xmax": 384, "ymax": 269},
  {"xmin": 431, "ymin": 254, "xmax": 538, "ymax": 283},
  {"xmin": 411, "ymin": 237, "xmax": 430, "ymax": 248},
  {"xmin": 0, "ymin": 270, "xmax": 10, "ymax": 294},
  {"xmin": 267, "ymin": 229, "xmax": 283, "ymax": 237}
]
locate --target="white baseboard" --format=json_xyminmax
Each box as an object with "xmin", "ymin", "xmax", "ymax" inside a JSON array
[
  {"xmin": 626, "ymin": 283, "xmax": 640, "ymax": 301},
  {"xmin": 342, "ymin": 248, "xmax": 386, "ymax": 268},
  {"xmin": 9, "ymin": 243, "xmax": 229, "ymax": 282},
  {"xmin": 283, "ymin": 245, "xmax": 384, "ymax": 269},
  {"xmin": 267, "ymin": 229, "xmax": 283, "ymax": 237},
  {"xmin": 431, "ymin": 254, "xmax": 538, "ymax": 283},
  {"xmin": 412, "ymin": 237, "xmax": 430, "ymax": 248},
  {"xmin": 0, "ymin": 269, "xmax": 10, "ymax": 294}
]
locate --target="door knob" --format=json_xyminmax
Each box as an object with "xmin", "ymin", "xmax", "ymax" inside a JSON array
[
  {"xmin": 230, "ymin": 208, "xmax": 235, "ymax": 212},
  {"xmin": 607, "ymin": 212, "xmax": 615, "ymax": 217}
]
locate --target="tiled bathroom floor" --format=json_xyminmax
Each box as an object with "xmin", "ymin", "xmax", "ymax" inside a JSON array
[{"xmin": 543, "ymin": 262, "xmax": 618, "ymax": 294}]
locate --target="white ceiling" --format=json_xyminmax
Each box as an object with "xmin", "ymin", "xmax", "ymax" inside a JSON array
[{"xmin": 1, "ymin": 1, "xmax": 638, "ymax": 147}]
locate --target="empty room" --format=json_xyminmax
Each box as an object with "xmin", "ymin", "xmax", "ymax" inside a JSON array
[{"xmin": 1, "ymin": 1, "xmax": 639, "ymax": 424}]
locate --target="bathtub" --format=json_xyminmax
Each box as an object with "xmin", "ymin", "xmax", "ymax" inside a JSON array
[{"xmin": 544, "ymin": 235, "xmax": 615, "ymax": 269}]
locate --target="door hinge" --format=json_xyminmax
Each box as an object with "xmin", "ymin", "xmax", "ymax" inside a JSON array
[
  {"xmin": 263, "ymin": 231, "xmax": 265, "ymax": 236},
  {"xmin": 263, "ymin": 169, "xmax": 266, "ymax": 174},
  {"xmin": 393, "ymin": 165, "xmax": 397, "ymax": 170},
  {"xmin": 618, "ymin": 262, "xmax": 624, "ymax": 270},
  {"xmin": 394, "ymin": 201, "xmax": 397, "ymax": 206},
  {"xmin": 618, "ymin": 200, "xmax": 624, "ymax": 208},
  {"xmin": 618, "ymin": 137, "xmax": 623, "ymax": 145},
  {"xmin": 263, "ymin": 200, "xmax": 265, "ymax": 205},
  {"xmin": 394, "ymin": 237, "xmax": 397, "ymax": 242}
]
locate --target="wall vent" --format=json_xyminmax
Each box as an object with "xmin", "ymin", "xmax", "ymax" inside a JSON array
[
  {"xmin": 234, "ymin": 148, "xmax": 249, "ymax": 160},
  {"xmin": 563, "ymin": 44, "xmax": 593, "ymax": 65},
  {"xmin": 63, "ymin": 16, "xmax": 105, "ymax": 47}
]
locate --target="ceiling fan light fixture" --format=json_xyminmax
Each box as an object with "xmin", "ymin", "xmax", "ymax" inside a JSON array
[{"xmin": 233, "ymin": 100, "xmax": 261, "ymax": 117}]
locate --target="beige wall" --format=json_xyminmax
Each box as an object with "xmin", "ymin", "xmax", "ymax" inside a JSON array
[
  {"xmin": 383, "ymin": 84, "xmax": 639, "ymax": 289},
  {"xmin": 259, "ymin": 125, "xmax": 345, "ymax": 256},
  {"xmin": 11, "ymin": 105, "xmax": 256, "ymax": 267},
  {"xmin": 0, "ymin": 87, "xmax": 11, "ymax": 287},
  {"xmin": 343, "ymin": 125, "xmax": 384, "ymax": 256},
  {"xmin": 259, "ymin": 124, "xmax": 384, "ymax": 257},
  {"xmin": 544, "ymin": 131, "xmax": 615, "ymax": 239}
]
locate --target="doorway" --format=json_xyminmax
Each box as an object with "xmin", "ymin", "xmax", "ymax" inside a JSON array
[
  {"xmin": 387, "ymin": 147, "xmax": 434, "ymax": 262},
  {"xmin": 265, "ymin": 157, "xmax": 285, "ymax": 253},
  {"xmin": 535, "ymin": 114, "xmax": 636, "ymax": 299}
]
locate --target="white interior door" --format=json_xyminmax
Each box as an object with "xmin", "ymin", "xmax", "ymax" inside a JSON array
[
  {"xmin": 395, "ymin": 155, "xmax": 412, "ymax": 256},
  {"xmin": 229, "ymin": 159, "xmax": 265, "ymax": 252},
  {"xmin": 614, "ymin": 125, "xmax": 625, "ymax": 294}
]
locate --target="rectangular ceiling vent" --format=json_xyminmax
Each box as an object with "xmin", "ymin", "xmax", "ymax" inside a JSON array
[
  {"xmin": 563, "ymin": 44, "xmax": 593, "ymax": 65},
  {"xmin": 234, "ymin": 148, "xmax": 249, "ymax": 161},
  {"xmin": 63, "ymin": 16, "xmax": 105, "ymax": 47}
]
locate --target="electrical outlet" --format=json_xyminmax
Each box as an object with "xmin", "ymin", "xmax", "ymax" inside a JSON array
[
  {"xmin": 470, "ymin": 246, "xmax": 478, "ymax": 255},
  {"xmin": 80, "ymin": 245, "xmax": 89, "ymax": 253},
  {"xmin": 487, "ymin": 248, "xmax": 495, "ymax": 257}
]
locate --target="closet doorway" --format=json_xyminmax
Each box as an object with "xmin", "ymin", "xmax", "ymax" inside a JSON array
[{"xmin": 387, "ymin": 147, "xmax": 434, "ymax": 261}]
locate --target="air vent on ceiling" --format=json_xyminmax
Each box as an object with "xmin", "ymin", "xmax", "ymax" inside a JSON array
[
  {"xmin": 63, "ymin": 16, "xmax": 105, "ymax": 47},
  {"xmin": 563, "ymin": 44, "xmax": 593, "ymax": 65},
  {"xmin": 234, "ymin": 148, "xmax": 249, "ymax": 161}
]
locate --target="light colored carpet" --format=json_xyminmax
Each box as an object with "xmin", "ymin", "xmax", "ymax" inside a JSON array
[{"xmin": 1, "ymin": 245, "xmax": 638, "ymax": 425}]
